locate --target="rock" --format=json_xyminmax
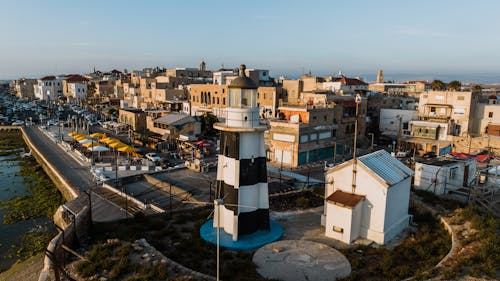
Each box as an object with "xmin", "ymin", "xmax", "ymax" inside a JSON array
[
  {"xmin": 152, "ymin": 260, "xmax": 159, "ymax": 266},
  {"xmin": 160, "ymin": 259, "xmax": 167, "ymax": 264},
  {"xmin": 144, "ymin": 257, "xmax": 151, "ymax": 263},
  {"xmin": 142, "ymin": 253, "xmax": 150, "ymax": 259},
  {"xmin": 99, "ymin": 277, "xmax": 107, "ymax": 281},
  {"xmin": 173, "ymin": 242, "xmax": 181, "ymax": 247}
]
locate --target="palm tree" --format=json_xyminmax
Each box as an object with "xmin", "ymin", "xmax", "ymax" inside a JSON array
[
  {"xmin": 447, "ymin": 80, "xmax": 462, "ymax": 91},
  {"xmin": 430, "ymin": 80, "xmax": 445, "ymax": 91}
]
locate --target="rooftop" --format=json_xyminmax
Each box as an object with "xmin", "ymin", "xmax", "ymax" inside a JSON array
[
  {"xmin": 358, "ymin": 150, "xmax": 414, "ymax": 186},
  {"xmin": 326, "ymin": 190, "xmax": 365, "ymax": 208}
]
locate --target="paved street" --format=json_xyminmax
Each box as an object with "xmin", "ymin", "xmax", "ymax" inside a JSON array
[{"xmin": 23, "ymin": 126, "xmax": 134, "ymax": 222}]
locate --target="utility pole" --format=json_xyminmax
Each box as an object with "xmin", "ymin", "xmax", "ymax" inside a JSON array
[{"xmin": 351, "ymin": 94, "xmax": 361, "ymax": 194}]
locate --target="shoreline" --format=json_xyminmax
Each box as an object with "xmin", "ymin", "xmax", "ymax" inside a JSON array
[{"xmin": 0, "ymin": 131, "xmax": 63, "ymax": 275}]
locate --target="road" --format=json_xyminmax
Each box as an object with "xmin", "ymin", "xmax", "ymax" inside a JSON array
[{"xmin": 23, "ymin": 126, "xmax": 135, "ymax": 222}]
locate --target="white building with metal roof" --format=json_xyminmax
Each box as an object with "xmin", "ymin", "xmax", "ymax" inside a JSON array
[{"xmin": 322, "ymin": 150, "xmax": 414, "ymax": 244}]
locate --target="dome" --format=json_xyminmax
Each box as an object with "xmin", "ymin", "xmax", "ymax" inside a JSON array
[{"xmin": 228, "ymin": 64, "xmax": 257, "ymax": 89}]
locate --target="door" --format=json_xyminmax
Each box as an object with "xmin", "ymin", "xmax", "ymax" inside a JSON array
[{"xmin": 463, "ymin": 165, "xmax": 469, "ymax": 186}]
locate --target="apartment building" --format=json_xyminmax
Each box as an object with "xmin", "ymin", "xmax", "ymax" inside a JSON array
[
  {"xmin": 62, "ymin": 74, "xmax": 89, "ymax": 104},
  {"xmin": 34, "ymin": 75, "xmax": 64, "ymax": 101},
  {"xmin": 11, "ymin": 78, "xmax": 37, "ymax": 99},
  {"xmin": 267, "ymin": 103, "xmax": 336, "ymax": 167}
]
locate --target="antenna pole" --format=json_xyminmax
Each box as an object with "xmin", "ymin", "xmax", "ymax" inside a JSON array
[{"xmin": 352, "ymin": 94, "xmax": 361, "ymax": 193}]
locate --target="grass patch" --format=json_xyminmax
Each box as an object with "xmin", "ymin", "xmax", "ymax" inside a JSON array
[{"xmin": 340, "ymin": 206, "xmax": 451, "ymax": 281}]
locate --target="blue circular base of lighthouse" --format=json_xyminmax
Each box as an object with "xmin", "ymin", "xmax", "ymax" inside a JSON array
[{"xmin": 200, "ymin": 219, "xmax": 283, "ymax": 251}]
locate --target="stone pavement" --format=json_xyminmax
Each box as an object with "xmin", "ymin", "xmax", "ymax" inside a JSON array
[{"xmin": 253, "ymin": 240, "xmax": 351, "ymax": 281}]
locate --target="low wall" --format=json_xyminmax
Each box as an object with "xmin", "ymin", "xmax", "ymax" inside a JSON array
[
  {"xmin": 16, "ymin": 128, "xmax": 89, "ymax": 281},
  {"xmin": 143, "ymin": 174, "xmax": 202, "ymax": 204},
  {"xmin": 21, "ymin": 128, "xmax": 79, "ymax": 201}
]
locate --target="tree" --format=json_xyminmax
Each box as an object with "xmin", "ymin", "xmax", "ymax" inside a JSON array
[
  {"xmin": 447, "ymin": 80, "xmax": 462, "ymax": 91},
  {"xmin": 472, "ymin": 84, "xmax": 482, "ymax": 93},
  {"xmin": 200, "ymin": 112, "xmax": 218, "ymax": 138},
  {"xmin": 430, "ymin": 80, "xmax": 445, "ymax": 91}
]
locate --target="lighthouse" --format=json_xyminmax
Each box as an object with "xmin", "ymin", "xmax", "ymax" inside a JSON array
[{"xmin": 213, "ymin": 64, "xmax": 270, "ymax": 241}]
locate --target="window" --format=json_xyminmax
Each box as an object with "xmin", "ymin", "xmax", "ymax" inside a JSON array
[
  {"xmin": 222, "ymin": 89, "xmax": 225, "ymax": 93},
  {"xmin": 217, "ymin": 97, "xmax": 220, "ymax": 104},
  {"xmin": 489, "ymin": 112, "xmax": 493, "ymax": 118},
  {"xmin": 332, "ymin": 129, "xmax": 336, "ymax": 137},
  {"xmin": 450, "ymin": 167, "xmax": 458, "ymax": 179},
  {"xmin": 324, "ymin": 115, "xmax": 327, "ymax": 121},
  {"xmin": 430, "ymin": 107, "xmax": 436, "ymax": 113},
  {"xmin": 223, "ymin": 98, "xmax": 226, "ymax": 105},
  {"xmin": 332, "ymin": 226, "xmax": 343, "ymax": 233}
]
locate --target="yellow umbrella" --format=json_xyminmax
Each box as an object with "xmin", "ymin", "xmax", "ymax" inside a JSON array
[
  {"xmin": 74, "ymin": 135, "xmax": 88, "ymax": 141},
  {"xmin": 108, "ymin": 141, "xmax": 127, "ymax": 149},
  {"xmin": 100, "ymin": 137, "xmax": 118, "ymax": 144},
  {"xmin": 82, "ymin": 141, "xmax": 101, "ymax": 148},
  {"xmin": 90, "ymin": 132, "xmax": 106, "ymax": 138},
  {"xmin": 68, "ymin": 132, "xmax": 85, "ymax": 138},
  {"xmin": 117, "ymin": 145, "xmax": 137, "ymax": 153}
]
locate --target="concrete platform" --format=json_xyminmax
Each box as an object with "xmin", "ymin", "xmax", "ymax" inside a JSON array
[
  {"xmin": 200, "ymin": 219, "xmax": 283, "ymax": 251},
  {"xmin": 253, "ymin": 240, "xmax": 351, "ymax": 281}
]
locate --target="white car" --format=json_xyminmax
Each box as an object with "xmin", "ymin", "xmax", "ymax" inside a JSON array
[
  {"xmin": 145, "ymin": 152, "xmax": 161, "ymax": 162},
  {"xmin": 11, "ymin": 120, "xmax": 24, "ymax": 126}
]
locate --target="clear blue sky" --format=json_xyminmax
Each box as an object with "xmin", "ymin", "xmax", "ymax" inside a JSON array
[{"xmin": 2, "ymin": 0, "xmax": 500, "ymax": 82}]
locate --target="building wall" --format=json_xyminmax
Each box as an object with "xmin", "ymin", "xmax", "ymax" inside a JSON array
[
  {"xmin": 474, "ymin": 104, "xmax": 500, "ymax": 135},
  {"xmin": 118, "ymin": 109, "xmax": 147, "ymax": 132},
  {"xmin": 325, "ymin": 203, "xmax": 355, "ymax": 244},
  {"xmin": 326, "ymin": 164, "xmax": 387, "ymax": 244},
  {"xmin": 379, "ymin": 109, "xmax": 418, "ymax": 137},
  {"xmin": 383, "ymin": 178, "xmax": 411, "ymax": 243},
  {"xmin": 418, "ymin": 91, "xmax": 478, "ymax": 136}
]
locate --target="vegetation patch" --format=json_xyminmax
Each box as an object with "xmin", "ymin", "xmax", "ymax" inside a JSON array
[
  {"xmin": 339, "ymin": 203, "xmax": 451, "ymax": 281},
  {"xmin": 269, "ymin": 189, "xmax": 323, "ymax": 211},
  {"xmin": 0, "ymin": 156, "xmax": 64, "ymax": 224},
  {"xmin": 446, "ymin": 206, "xmax": 500, "ymax": 278},
  {"xmin": 83, "ymin": 209, "xmax": 266, "ymax": 280}
]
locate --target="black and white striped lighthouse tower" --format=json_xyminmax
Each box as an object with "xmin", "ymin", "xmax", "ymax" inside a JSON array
[{"xmin": 213, "ymin": 64, "xmax": 270, "ymax": 241}]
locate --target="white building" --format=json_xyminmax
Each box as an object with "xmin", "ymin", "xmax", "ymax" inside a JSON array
[
  {"xmin": 413, "ymin": 158, "xmax": 477, "ymax": 195},
  {"xmin": 34, "ymin": 75, "xmax": 63, "ymax": 101},
  {"xmin": 322, "ymin": 76, "xmax": 368, "ymax": 95},
  {"xmin": 379, "ymin": 109, "xmax": 418, "ymax": 138},
  {"xmin": 323, "ymin": 150, "xmax": 414, "ymax": 244},
  {"xmin": 213, "ymin": 69, "xmax": 237, "ymax": 85},
  {"xmin": 64, "ymin": 75, "xmax": 89, "ymax": 103}
]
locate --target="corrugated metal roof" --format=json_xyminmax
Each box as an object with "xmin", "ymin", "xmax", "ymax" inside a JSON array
[
  {"xmin": 155, "ymin": 113, "xmax": 194, "ymax": 126},
  {"xmin": 358, "ymin": 150, "xmax": 414, "ymax": 185}
]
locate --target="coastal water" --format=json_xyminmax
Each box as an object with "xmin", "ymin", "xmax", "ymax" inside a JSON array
[{"xmin": 0, "ymin": 134, "xmax": 60, "ymax": 272}]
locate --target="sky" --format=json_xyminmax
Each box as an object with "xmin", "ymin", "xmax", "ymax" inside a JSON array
[{"xmin": 1, "ymin": 0, "xmax": 500, "ymax": 83}]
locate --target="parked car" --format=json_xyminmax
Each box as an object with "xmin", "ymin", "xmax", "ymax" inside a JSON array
[
  {"xmin": 11, "ymin": 120, "xmax": 24, "ymax": 126},
  {"xmin": 145, "ymin": 152, "xmax": 161, "ymax": 162}
]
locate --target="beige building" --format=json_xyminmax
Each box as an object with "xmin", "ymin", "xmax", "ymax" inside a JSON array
[
  {"xmin": 418, "ymin": 91, "xmax": 478, "ymax": 137},
  {"xmin": 118, "ymin": 108, "xmax": 147, "ymax": 132},
  {"xmin": 147, "ymin": 112, "xmax": 200, "ymax": 142},
  {"xmin": 11, "ymin": 78, "xmax": 37, "ymax": 99},
  {"xmin": 188, "ymin": 84, "xmax": 282, "ymax": 118},
  {"xmin": 267, "ymin": 103, "xmax": 336, "ymax": 167},
  {"xmin": 473, "ymin": 103, "xmax": 500, "ymax": 136}
]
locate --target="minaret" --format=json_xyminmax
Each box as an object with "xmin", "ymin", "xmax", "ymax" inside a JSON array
[
  {"xmin": 213, "ymin": 64, "xmax": 270, "ymax": 241},
  {"xmin": 200, "ymin": 60, "xmax": 206, "ymax": 71},
  {"xmin": 376, "ymin": 69, "xmax": 383, "ymax": 83}
]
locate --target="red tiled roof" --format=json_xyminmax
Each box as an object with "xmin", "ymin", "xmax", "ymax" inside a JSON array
[
  {"xmin": 326, "ymin": 190, "xmax": 365, "ymax": 208},
  {"xmin": 65, "ymin": 74, "xmax": 89, "ymax": 83},
  {"xmin": 40, "ymin": 75, "xmax": 56, "ymax": 81},
  {"xmin": 334, "ymin": 76, "xmax": 367, "ymax": 86}
]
